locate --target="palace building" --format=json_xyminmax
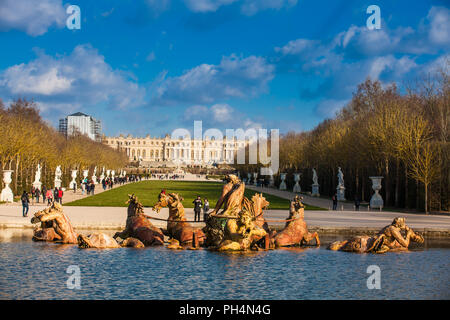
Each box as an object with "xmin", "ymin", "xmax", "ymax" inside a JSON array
[{"xmin": 103, "ymin": 134, "xmax": 247, "ymax": 167}]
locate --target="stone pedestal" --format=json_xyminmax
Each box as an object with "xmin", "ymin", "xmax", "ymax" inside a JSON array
[
  {"xmin": 293, "ymin": 174, "xmax": 301, "ymax": 193},
  {"xmin": 32, "ymin": 181, "xmax": 42, "ymax": 191},
  {"xmin": 269, "ymin": 175, "xmax": 275, "ymax": 187},
  {"xmin": 370, "ymin": 176, "xmax": 384, "ymax": 209},
  {"xmin": 0, "ymin": 170, "xmax": 14, "ymax": 203},
  {"xmin": 54, "ymin": 179, "xmax": 62, "ymax": 189},
  {"xmin": 69, "ymin": 170, "xmax": 77, "ymax": 190},
  {"xmin": 279, "ymin": 173, "xmax": 287, "ymax": 191},
  {"xmin": 336, "ymin": 186, "xmax": 346, "ymax": 201},
  {"xmin": 311, "ymin": 184, "xmax": 320, "ymax": 197}
]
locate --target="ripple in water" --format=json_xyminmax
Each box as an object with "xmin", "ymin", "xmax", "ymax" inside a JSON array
[{"xmin": 0, "ymin": 240, "xmax": 449, "ymax": 300}]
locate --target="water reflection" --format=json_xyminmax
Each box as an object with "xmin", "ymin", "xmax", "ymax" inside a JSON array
[{"xmin": 0, "ymin": 233, "xmax": 449, "ymax": 300}]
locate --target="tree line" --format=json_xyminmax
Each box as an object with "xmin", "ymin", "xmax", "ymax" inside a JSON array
[
  {"xmin": 0, "ymin": 99, "xmax": 128, "ymax": 197},
  {"xmin": 236, "ymin": 70, "xmax": 449, "ymax": 213}
]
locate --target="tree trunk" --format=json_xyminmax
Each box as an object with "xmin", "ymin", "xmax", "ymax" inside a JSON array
[
  {"xmin": 395, "ymin": 158, "xmax": 400, "ymax": 207},
  {"xmin": 15, "ymin": 157, "xmax": 20, "ymax": 194},
  {"xmin": 385, "ymin": 158, "xmax": 390, "ymax": 206},
  {"xmin": 425, "ymin": 182, "xmax": 429, "ymax": 214},
  {"xmin": 416, "ymin": 180, "xmax": 420, "ymax": 210},
  {"xmin": 355, "ymin": 167, "xmax": 359, "ymax": 198},
  {"xmin": 361, "ymin": 168, "xmax": 365, "ymax": 202},
  {"xmin": 404, "ymin": 166, "xmax": 409, "ymax": 209}
]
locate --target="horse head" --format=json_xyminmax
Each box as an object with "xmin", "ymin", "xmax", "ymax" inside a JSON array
[{"xmin": 251, "ymin": 193, "xmax": 269, "ymax": 215}]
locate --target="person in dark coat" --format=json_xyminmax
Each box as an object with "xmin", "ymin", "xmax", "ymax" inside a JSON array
[
  {"xmin": 21, "ymin": 191, "xmax": 30, "ymax": 217},
  {"xmin": 332, "ymin": 193, "xmax": 338, "ymax": 210},
  {"xmin": 193, "ymin": 196, "xmax": 202, "ymax": 222},
  {"xmin": 354, "ymin": 195, "xmax": 360, "ymax": 211}
]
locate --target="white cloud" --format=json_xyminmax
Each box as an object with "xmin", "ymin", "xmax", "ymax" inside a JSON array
[
  {"xmin": 146, "ymin": 51, "xmax": 156, "ymax": 62},
  {"xmin": 0, "ymin": 0, "xmax": 66, "ymax": 36},
  {"xmin": 240, "ymin": 0, "xmax": 297, "ymax": 16},
  {"xmin": 274, "ymin": 6, "xmax": 448, "ymax": 115},
  {"xmin": 154, "ymin": 54, "xmax": 274, "ymax": 105},
  {"xmin": 183, "ymin": 103, "xmax": 262, "ymax": 129},
  {"xmin": 183, "ymin": 0, "xmax": 297, "ymax": 15},
  {"xmin": 183, "ymin": 0, "xmax": 237, "ymax": 13},
  {"xmin": 427, "ymin": 6, "xmax": 450, "ymax": 45},
  {"xmin": 0, "ymin": 45, "xmax": 146, "ymax": 111},
  {"xmin": 210, "ymin": 103, "xmax": 234, "ymax": 122},
  {"xmin": 145, "ymin": 0, "xmax": 171, "ymax": 16}
]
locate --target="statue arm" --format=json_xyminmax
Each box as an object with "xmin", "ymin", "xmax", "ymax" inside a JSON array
[
  {"xmin": 39, "ymin": 212, "xmax": 63, "ymax": 222},
  {"xmin": 390, "ymin": 227, "xmax": 411, "ymax": 247}
]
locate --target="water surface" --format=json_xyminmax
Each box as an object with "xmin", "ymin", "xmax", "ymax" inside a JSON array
[{"xmin": 0, "ymin": 232, "xmax": 448, "ymax": 300}]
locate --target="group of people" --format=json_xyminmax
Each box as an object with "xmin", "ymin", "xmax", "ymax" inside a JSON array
[
  {"xmin": 192, "ymin": 196, "xmax": 210, "ymax": 222},
  {"xmin": 21, "ymin": 186, "xmax": 63, "ymax": 217},
  {"xmin": 80, "ymin": 178, "xmax": 96, "ymax": 195},
  {"xmin": 331, "ymin": 193, "xmax": 361, "ymax": 211}
]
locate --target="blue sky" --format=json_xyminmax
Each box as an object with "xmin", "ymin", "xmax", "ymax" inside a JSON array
[{"xmin": 0, "ymin": 0, "xmax": 448, "ymax": 137}]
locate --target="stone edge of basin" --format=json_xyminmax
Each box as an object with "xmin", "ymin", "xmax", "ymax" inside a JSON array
[{"xmin": 1, "ymin": 223, "xmax": 449, "ymax": 238}]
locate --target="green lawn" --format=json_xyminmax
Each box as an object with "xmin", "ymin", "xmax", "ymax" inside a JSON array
[{"xmin": 65, "ymin": 180, "xmax": 324, "ymax": 210}]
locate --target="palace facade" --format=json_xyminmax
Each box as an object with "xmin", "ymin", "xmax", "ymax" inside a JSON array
[{"xmin": 103, "ymin": 134, "xmax": 247, "ymax": 166}]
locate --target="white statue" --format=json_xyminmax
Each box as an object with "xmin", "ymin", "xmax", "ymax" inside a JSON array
[
  {"xmin": 92, "ymin": 166, "xmax": 97, "ymax": 184},
  {"xmin": 106, "ymin": 169, "xmax": 111, "ymax": 178},
  {"xmin": 312, "ymin": 169, "xmax": 318, "ymax": 185},
  {"xmin": 69, "ymin": 170, "xmax": 78, "ymax": 190},
  {"xmin": 338, "ymin": 167, "xmax": 344, "ymax": 187},
  {"xmin": 293, "ymin": 173, "xmax": 301, "ymax": 193},
  {"xmin": 336, "ymin": 167, "xmax": 346, "ymax": 201},
  {"xmin": 312, "ymin": 168, "xmax": 320, "ymax": 197},
  {"xmin": 0, "ymin": 170, "xmax": 14, "ymax": 202},
  {"xmin": 253, "ymin": 172, "xmax": 258, "ymax": 185},
  {"xmin": 33, "ymin": 164, "xmax": 42, "ymax": 190},
  {"xmin": 54, "ymin": 165, "xmax": 62, "ymax": 188},
  {"xmin": 111, "ymin": 170, "xmax": 115, "ymax": 180},
  {"xmin": 100, "ymin": 167, "xmax": 105, "ymax": 182},
  {"xmin": 83, "ymin": 169, "xmax": 89, "ymax": 178}
]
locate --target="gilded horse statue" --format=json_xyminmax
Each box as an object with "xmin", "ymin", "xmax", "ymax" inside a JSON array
[
  {"xmin": 152, "ymin": 191, "xmax": 206, "ymax": 246},
  {"xmin": 205, "ymin": 193, "xmax": 269, "ymax": 251},
  {"xmin": 272, "ymin": 196, "xmax": 320, "ymax": 247},
  {"xmin": 113, "ymin": 194, "xmax": 164, "ymax": 246}
]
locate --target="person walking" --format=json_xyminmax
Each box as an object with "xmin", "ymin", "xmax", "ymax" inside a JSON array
[
  {"xmin": 58, "ymin": 188, "xmax": 64, "ymax": 204},
  {"xmin": 90, "ymin": 182, "xmax": 95, "ymax": 195},
  {"xmin": 203, "ymin": 198, "xmax": 210, "ymax": 222},
  {"xmin": 46, "ymin": 188, "xmax": 53, "ymax": 205},
  {"xmin": 42, "ymin": 185, "xmax": 47, "ymax": 204},
  {"xmin": 54, "ymin": 187, "xmax": 59, "ymax": 204},
  {"xmin": 30, "ymin": 186, "xmax": 36, "ymax": 205},
  {"xmin": 354, "ymin": 195, "xmax": 360, "ymax": 211},
  {"xmin": 332, "ymin": 193, "xmax": 338, "ymax": 211},
  {"xmin": 193, "ymin": 196, "xmax": 202, "ymax": 222},
  {"xmin": 35, "ymin": 188, "xmax": 41, "ymax": 204},
  {"xmin": 21, "ymin": 191, "xmax": 30, "ymax": 217},
  {"xmin": 102, "ymin": 178, "xmax": 107, "ymax": 191}
]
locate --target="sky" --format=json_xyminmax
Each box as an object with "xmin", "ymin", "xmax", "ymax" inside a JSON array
[{"xmin": 0, "ymin": 0, "xmax": 448, "ymax": 137}]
